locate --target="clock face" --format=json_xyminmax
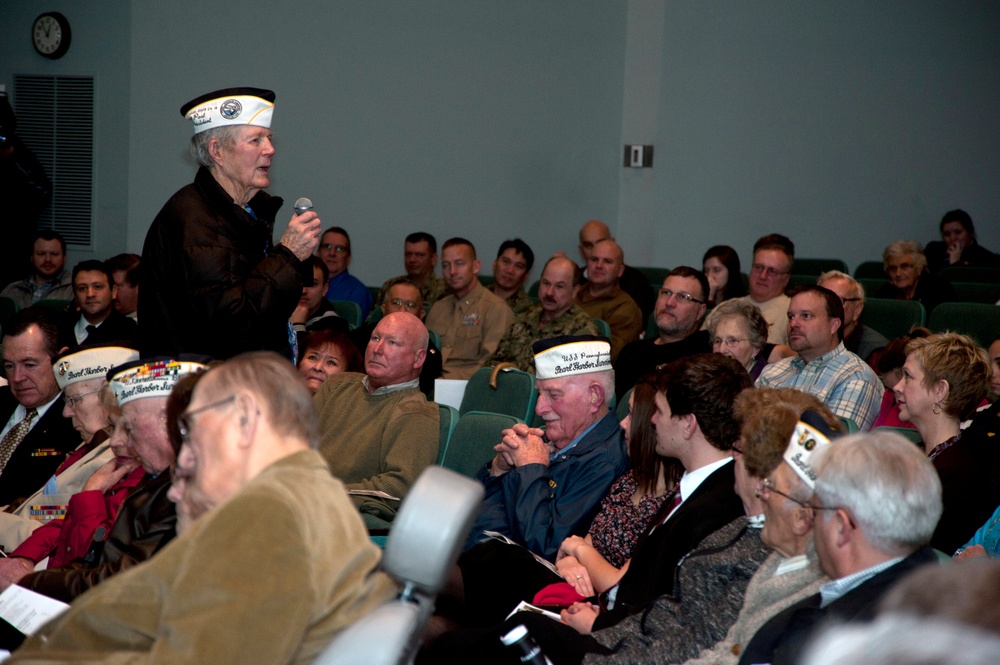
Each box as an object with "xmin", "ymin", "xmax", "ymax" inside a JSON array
[{"xmin": 32, "ymin": 12, "xmax": 71, "ymax": 59}]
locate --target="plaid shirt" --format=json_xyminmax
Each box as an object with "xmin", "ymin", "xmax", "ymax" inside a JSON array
[{"xmin": 756, "ymin": 342, "xmax": 884, "ymax": 430}]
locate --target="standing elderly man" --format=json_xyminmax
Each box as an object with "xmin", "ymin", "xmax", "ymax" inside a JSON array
[
  {"xmin": 315, "ymin": 312, "xmax": 439, "ymax": 523},
  {"xmin": 739, "ymin": 430, "xmax": 944, "ymax": 665},
  {"xmin": 489, "ymin": 257, "xmax": 597, "ymax": 373},
  {"xmin": 16, "ymin": 358, "xmax": 205, "ymax": 603},
  {"xmin": 463, "ymin": 335, "xmax": 629, "ymax": 561},
  {"xmin": 757, "ymin": 285, "xmax": 883, "ymax": 430},
  {"xmin": 738, "ymin": 234, "xmax": 795, "ymax": 344},
  {"xmin": 816, "ymin": 270, "xmax": 887, "ymax": 367},
  {"xmin": 140, "ymin": 87, "xmax": 322, "ymax": 359},
  {"xmin": 614, "ymin": 266, "xmax": 712, "ymax": 396},
  {"xmin": 8, "ymin": 353, "xmax": 396, "ymax": 664}
]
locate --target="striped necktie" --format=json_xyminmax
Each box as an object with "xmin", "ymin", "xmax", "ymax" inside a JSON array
[{"xmin": 0, "ymin": 408, "xmax": 39, "ymax": 475}]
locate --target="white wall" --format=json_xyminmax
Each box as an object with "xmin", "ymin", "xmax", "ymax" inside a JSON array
[
  {"xmin": 619, "ymin": 0, "xmax": 1000, "ymax": 273},
  {"xmin": 3, "ymin": 1, "xmax": 998, "ymax": 285}
]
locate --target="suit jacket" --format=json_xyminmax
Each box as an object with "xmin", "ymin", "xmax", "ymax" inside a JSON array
[
  {"xmin": 0, "ymin": 390, "xmax": 80, "ymax": 507},
  {"xmin": 593, "ymin": 459, "xmax": 744, "ymax": 630},
  {"xmin": 71, "ymin": 309, "xmax": 140, "ymax": 350},
  {"xmin": 738, "ymin": 546, "xmax": 939, "ymax": 665}
]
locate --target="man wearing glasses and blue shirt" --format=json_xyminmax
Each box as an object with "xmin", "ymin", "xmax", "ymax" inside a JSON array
[
  {"xmin": 318, "ymin": 226, "xmax": 374, "ymax": 321},
  {"xmin": 613, "ymin": 266, "xmax": 711, "ymax": 397}
]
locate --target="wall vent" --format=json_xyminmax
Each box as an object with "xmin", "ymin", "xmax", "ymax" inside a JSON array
[{"xmin": 13, "ymin": 74, "xmax": 94, "ymax": 248}]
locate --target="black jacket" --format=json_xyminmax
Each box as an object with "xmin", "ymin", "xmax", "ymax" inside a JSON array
[
  {"xmin": 70, "ymin": 308, "xmax": 139, "ymax": 351},
  {"xmin": 139, "ymin": 166, "xmax": 309, "ymax": 359},
  {"xmin": 20, "ymin": 471, "xmax": 177, "ymax": 603},
  {"xmin": 592, "ymin": 459, "xmax": 744, "ymax": 630},
  {"xmin": 0, "ymin": 390, "xmax": 80, "ymax": 507},
  {"xmin": 739, "ymin": 546, "xmax": 939, "ymax": 665}
]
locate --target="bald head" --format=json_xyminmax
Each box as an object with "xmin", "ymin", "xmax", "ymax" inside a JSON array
[
  {"xmin": 366, "ymin": 312, "xmax": 428, "ymax": 390},
  {"xmin": 578, "ymin": 220, "xmax": 611, "ymax": 263}
]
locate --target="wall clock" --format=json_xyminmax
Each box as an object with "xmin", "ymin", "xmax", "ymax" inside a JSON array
[{"xmin": 32, "ymin": 12, "xmax": 72, "ymax": 59}]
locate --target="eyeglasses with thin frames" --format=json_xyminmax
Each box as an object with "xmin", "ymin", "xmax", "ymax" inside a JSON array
[
  {"xmin": 320, "ymin": 244, "xmax": 349, "ymax": 254},
  {"xmin": 64, "ymin": 387, "xmax": 103, "ymax": 408},
  {"xmin": 390, "ymin": 298, "xmax": 419, "ymax": 310},
  {"xmin": 659, "ymin": 288, "xmax": 705, "ymax": 305},
  {"xmin": 712, "ymin": 336, "xmax": 748, "ymax": 348},
  {"xmin": 177, "ymin": 396, "xmax": 236, "ymax": 443},
  {"xmin": 756, "ymin": 477, "xmax": 811, "ymax": 509},
  {"xmin": 751, "ymin": 264, "xmax": 789, "ymax": 278}
]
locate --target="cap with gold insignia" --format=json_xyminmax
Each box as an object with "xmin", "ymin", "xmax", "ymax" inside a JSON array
[
  {"xmin": 53, "ymin": 346, "xmax": 140, "ymax": 391},
  {"xmin": 180, "ymin": 87, "xmax": 275, "ymax": 134}
]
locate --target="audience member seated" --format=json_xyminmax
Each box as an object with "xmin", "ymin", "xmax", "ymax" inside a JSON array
[
  {"xmin": 297, "ymin": 329, "xmax": 362, "ymax": 395},
  {"xmin": 352, "ymin": 279, "xmax": 442, "ymax": 396},
  {"xmin": 0, "ymin": 230, "xmax": 73, "ymax": 309},
  {"xmin": 105, "ymin": 253, "xmax": 141, "ymax": 321},
  {"xmin": 489, "ymin": 238, "xmax": 534, "ymax": 315},
  {"xmin": 0, "ymin": 345, "xmax": 138, "ymax": 553},
  {"xmin": 737, "ymin": 234, "xmax": 794, "ymax": 344},
  {"xmin": 7, "ymin": 353, "xmax": 396, "ymax": 663},
  {"xmin": 314, "ymin": 312, "xmax": 439, "ymax": 522},
  {"xmin": 291, "ymin": 256, "xmax": 347, "ymax": 342},
  {"xmin": 376, "ymin": 231, "xmax": 447, "ymax": 308},
  {"xmin": 707, "ymin": 299, "xmax": 794, "ymax": 381},
  {"xmin": 817, "ymin": 270, "xmax": 887, "ymax": 367},
  {"xmin": 757, "ymin": 285, "xmax": 883, "ymax": 430},
  {"xmin": 738, "ymin": 429, "xmax": 943, "ymax": 665},
  {"xmin": 703, "ymin": 244, "xmax": 746, "ymax": 307},
  {"xmin": 68, "ymin": 260, "xmax": 140, "ymax": 350},
  {"xmin": 955, "ymin": 503, "xmax": 1000, "ymax": 560},
  {"xmin": 425, "ymin": 354, "xmax": 750, "ymax": 663},
  {"xmin": 874, "ymin": 239, "xmax": 958, "ymax": 313},
  {"xmin": 318, "ymin": 226, "xmax": 373, "ymax": 320},
  {"xmin": 16, "ymin": 357, "xmax": 205, "ymax": 602},
  {"xmin": 575, "ymin": 239, "xmax": 643, "ymax": 362},
  {"xmin": 989, "ymin": 336, "xmax": 1000, "ymax": 402},
  {"xmin": 489, "ymin": 256, "xmax": 597, "ymax": 373},
  {"xmin": 0, "ymin": 380, "xmax": 145, "ymax": 589},
  {"xmin": 460, "ymin": 336, "xmax": 628, "ymax": 567},
  {"xmin": 681, "ymin": 389, "xmax": 835, "ymax": 665},
  {"xmin": 870, "ymin": 327, "xmax": 929, "ymax": 429},
  {"xmin": 0, "ymin": 308, "xmax": 80, "ymax": 509},
  {"xmin": 575, "ymin": 220, "xmax": 654, "ymax": 327},
  {"xmin": 614, "ymin": 266, "xmax": 711, "ymax": 396},
  {"xmin": 432, "ymin": 375, "xmax": 668, "ymax": 633},
  {"xmin": 924, "ymin": 208, "xmax": 1000, "ymax": 274},
  {"xmin": 426, "ymin": 238, "xmax": 515, "ymax": 379},
  {"xmin": 894, "ymin": 332, "xmax": 998, "ymax": 553}
]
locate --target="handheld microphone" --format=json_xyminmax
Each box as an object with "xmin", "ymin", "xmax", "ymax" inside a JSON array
[{"xmin": 293, "ymin": 197, "xmax": 313, "ymax": 216}]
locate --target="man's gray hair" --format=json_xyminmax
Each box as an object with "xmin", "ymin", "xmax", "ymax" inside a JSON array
[
  {"xmin": 190, "ymin": 125, "xmax": 242, "ymax": 168},
  {"xmin": 817, "ymin": 270, "xmax": 865, "ymax": 301},
  {"xmin": 812, "ymin": 430, "xmax": 941, "ymax": 554},
  {"xmin": 203, "ymin": 351, "xmax": 320, "ymax": 449}
]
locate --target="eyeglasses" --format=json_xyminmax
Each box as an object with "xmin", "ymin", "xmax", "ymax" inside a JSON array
[
  {"xmin": 389, "ymin": 298, "xmax": 419, "ymax": 310},
  {"xmin": 64, "ymin": 387, "xmax": 103, "ymax": 408},
  {"xmin": 751, "ymin": 264, "xmax": 789, "ymax": 278},
  {"xmin": 756, "ymin": 478, "xmax": 811, "ymax": 509},
  {"xmin": 177, "ymin": 396, "xmax": 235, "ymax": 442},
  {"xmin": 885, "ymin": 263, "xmax": 914, "ymax": 274},
  {"xmin": 839, "ymin": 297, "xmax": 862, "ymax": 304},
  {"xmin": 712, "ymin": 336, "xmax": 748, "ymax": 348},
  {"xmin": 809, "ymin": 502, "xmax": 857, "ymax": 528},
  {"xmin": 320, "ymin": 244, "xmax": 349, "ymax": 254},
  {"xmin": 659, "ymin": 289, "xmax": 705, "ymax": 305}
]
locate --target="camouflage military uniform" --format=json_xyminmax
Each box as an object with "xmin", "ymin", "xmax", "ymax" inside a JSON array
[
  {"xmin": 376, "ymin": 273, "xmax": 448, "ymax": 308},
  {"xmin": 493, "ymin": 287, "xmax": 533, "ymax": 317},
  {"xmin": 489, "ymin": 303, "xmax": 598, "ymax": 373}
]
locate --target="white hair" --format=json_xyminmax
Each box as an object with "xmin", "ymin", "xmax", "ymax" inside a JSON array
[{"xmin": 811, "ymin": 431, "xmax": 942, "ymax": 554}]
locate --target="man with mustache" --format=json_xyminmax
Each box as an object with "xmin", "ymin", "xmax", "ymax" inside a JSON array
[{"xmin": 489, "ymin": 256, "xmax": 597, "ymax": 374}]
